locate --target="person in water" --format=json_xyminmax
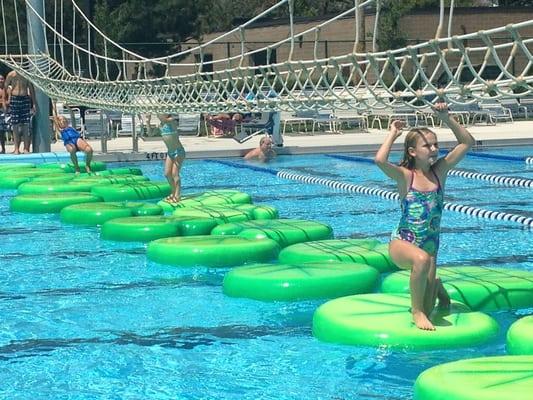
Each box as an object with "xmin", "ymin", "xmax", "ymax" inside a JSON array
[
  {"xmin": 244, "ymin": 135, "xmax": 276, "ymax": 162},
  {"xmin": 375, "ymin": 102, "xmax": 475, "ymax": 330}
]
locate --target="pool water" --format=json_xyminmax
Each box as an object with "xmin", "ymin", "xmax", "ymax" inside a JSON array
[{"xmin": 0, "ymin": 146, "xmax": 532, "ymax": 399}]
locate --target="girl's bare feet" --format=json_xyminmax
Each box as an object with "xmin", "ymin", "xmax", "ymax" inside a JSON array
[
  {"xmin": 413, "ymin": 310, "xmax": 435, "ymax": 331},
  {"xmin": 164, "ymin": 195, "xmax": 179, "ymax": 204}
]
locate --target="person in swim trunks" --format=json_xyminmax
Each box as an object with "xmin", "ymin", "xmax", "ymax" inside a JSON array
[
  {"xmin": 158, "ymin": 114, "xmax": 185, "ymax": 203},
  {"xmin": 55, "ymin": 115, "xmax": 93, "ymax": 173},
  {"xmin": 375, "ymin": 102, "xmax": 475, "ymax": 331},
  {"xmin": 5, "ymin": 70, "xmax": 35, "ymax": 154}
]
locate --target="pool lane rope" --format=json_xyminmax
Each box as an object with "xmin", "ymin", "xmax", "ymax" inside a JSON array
[
  {"xmin": 205, "ymin": 160, "xmax": 533, "ymax": 228},
  {"xmin": 327, "ymin": 154, "xmax": 533, "ymax": 189},
  {"xmin": 463, "ymin": 151, "xmax": 533, "ymax": 164}
]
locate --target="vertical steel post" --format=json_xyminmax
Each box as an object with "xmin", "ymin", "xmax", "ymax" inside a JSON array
[{"xmin": 27, "ymin": 0, "xmax": 52, "ymax": 153}]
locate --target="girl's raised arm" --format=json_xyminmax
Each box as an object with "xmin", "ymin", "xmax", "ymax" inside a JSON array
[
  {"xmin": 375, "ymin": 120, "xmax": 407, "ymax": 183},
  {"xmin": 435, "ymin": 103, "xmax": 475, "ymax": 173}
]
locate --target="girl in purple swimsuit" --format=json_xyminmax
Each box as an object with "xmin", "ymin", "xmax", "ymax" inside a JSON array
[{"xmin": 375, "ymin": 103, "xmax": 475, "ymax": 331}]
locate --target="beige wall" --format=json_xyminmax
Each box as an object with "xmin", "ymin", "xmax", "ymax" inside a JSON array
[{"xmin": 167, "ymin": 7, "xmax": 532, "ymax": 82}]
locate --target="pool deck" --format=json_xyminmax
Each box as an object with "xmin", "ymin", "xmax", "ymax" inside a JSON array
[{"xmin": 1, "ymin": 120, "xmax": 533, "ymax": 163}]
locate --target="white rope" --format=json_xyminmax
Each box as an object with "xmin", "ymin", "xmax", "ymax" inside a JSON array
[
  {"xmin": 0, "ymin": 0, "xmax": 531, "ymax": 114},
  {"xmin": 1, "ymin": 0, "xmax": 7, "ymax": 54}
]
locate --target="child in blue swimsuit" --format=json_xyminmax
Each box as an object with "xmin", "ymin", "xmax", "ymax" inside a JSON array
[
  {"xmin": 158, "ymin": 114, "xmax": 185, "ymax": 203},
  {"xmin": 55, "ymin": 116, "xmax": 93, "ymax": 173},
  {"xmin": 375, "ymin": 102, "xmax": 475, "ymax": 331}
]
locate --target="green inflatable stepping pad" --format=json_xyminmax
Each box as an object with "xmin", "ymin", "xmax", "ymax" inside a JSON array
[
  {"xmin": 74, "ymin": 174, "xmax": 148, "ymax": 185},
  {"xmin": 82, "ymin": 167, "xmax": 143, "ymax": 176},
  {"xmin": 157, "ymin": 189, "xmax": 252, "ymax": 212},
  {"xmin": 507, "ymin": 316, "xmax": 533, "ymax": 355},
  {"xmin": 101, "ymin": 216, "xmax": 217, "ymax": 242},
  {"xmin": 31, "ymin": 174, "xmax": 76, "ymax": 183},
  {"xmin": 60, "ymin": 202, "xmax": 163, "ymax": 226},
  {"xmin": 10, "ymin": 192, "xmax": 102, "ymax": 213},
  {"xmin": 172, "ymin": 203, "xmax": 277, "ymax": 223},
  {"xmin": 0, "ymin": 162, "xmax": 35, "ymax": 171},
  {"xmin": 223, "ymin": 261, "xmax": 379, "ymax": 301},
  {"xmin": 18, "ymin": 180, "xmax": 98, "ymax": 194},
  {"xmin": 221, "ymin": 203, "xmax": 278, "ymax": 220},
  {"xmin": 37, "ymin": 161, "xmax": 107, "ymax": 172},
  {"xmin": 172, "ymin": 205, "xmax": 254, "ymax": 224},
  {"xmin": 211, "ymin": 219, "xmax": 334, "ymax": 248},
  {"xmin": 312, "ymin": 293, "xmax": 499, "ymax": 349},
  {"xmin": 381, "ymin": 266, "xmax": 533, "ymax": 311},
  {"xmin": 147, "ymin": 235, "xmax": 280, "ymax": 267},
  {"xmin": 91, "ymin": 181, "xmax": 170, "ymax": 201},
  {"xmin": 0, "ymin": 169, "xmax": 74, "ymax": 189},
  {"xmin": 414, "ymin": 355, "xmax": 533, "ymax": 400},
  {"xmin": 279, "ymin": 238, "xmax": 397, "ymax": 273}
]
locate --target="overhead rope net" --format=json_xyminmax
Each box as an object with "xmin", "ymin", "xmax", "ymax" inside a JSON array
[{"xmin": 0, "ymin": 0, "xmax": 532, "ymax": 114}]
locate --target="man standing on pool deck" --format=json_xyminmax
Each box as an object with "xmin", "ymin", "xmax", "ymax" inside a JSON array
[
  {"xmin": 375, "ymin": 102, "xmax": 475, "ymax": 331},
  {"xmin": 5, "ymin": 70, "xmax": 35, "ymax": 154}
]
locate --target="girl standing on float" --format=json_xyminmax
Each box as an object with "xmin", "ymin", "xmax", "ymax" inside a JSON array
[
  {"xmin": 375, "ymin": 102, "xmax": 475, "ymax": 330},
  {"xmin": 158, "ymin": 114, "xmax": 185, "ymax": 203}
]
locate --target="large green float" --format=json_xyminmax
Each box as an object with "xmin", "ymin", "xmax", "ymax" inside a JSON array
[
  {"xmin": 60, "ymin": 202, "xmax": 163, "ymax": 225},
  {"xmin": 157, "ymin": 189, "xmax": 252, "ymax": 212},
  {"xmin": 223, "ymin": 261, "xmax": 379, "ymax": 301},
  {"xmin": 10, "ymin": 192, "xmax": 102, "ymax": 213},
  {"xmin": 211, "ymin": 219, "xmax": 334, "ymax": 248},
  {"xmin": 91, "ymin": 181, "xmax": 170, "ymax": 201},
  {"xmin": 101, "ymin": 216, "xmax": 217, "ymax": 242},
  {"xmin": 414, "ymin": 355, "xmax": 533, "ymax": 400},
  {"xmin": 381, "ymin": 266, "xmax": 533, "ymax": 311},
  {"xmin": 279, "ymin": 238, "xmax": 397, "ymax": 273},
  {"xmin": 312, "ymin": 293, "xmax": 499, "ymax": 350},
  {"xmin": 506, "ymin": 316, "xmax": 533, "ymax": 355},
  {"xmin": 147, "ymin": 235, "xmax": 280, "ymax": 267}
]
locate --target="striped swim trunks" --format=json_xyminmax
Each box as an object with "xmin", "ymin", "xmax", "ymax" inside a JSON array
[{"xmin": 10, "ymin": 95, "xmax": 31, "ymax": 125}]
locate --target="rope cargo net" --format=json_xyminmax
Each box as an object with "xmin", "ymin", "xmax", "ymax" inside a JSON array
[{"xmin": 0, "ymin": 0, "xmax": 532, "ymax": 114}]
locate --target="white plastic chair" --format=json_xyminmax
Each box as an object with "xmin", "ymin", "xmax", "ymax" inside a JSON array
[{"xmin": 177, "ymin": 113, "xmax": 201, "ymax": 136}]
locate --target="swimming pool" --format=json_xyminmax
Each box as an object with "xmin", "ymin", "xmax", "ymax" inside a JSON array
[{"xmin": 0, "ymin": 146, "xmax": 531, "ymax": 399}]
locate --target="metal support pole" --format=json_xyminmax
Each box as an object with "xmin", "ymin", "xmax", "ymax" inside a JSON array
[
  {"xmin": 100, "ymin": 111, "xmax": 107, "ymax": 153},
  {"xmin": 132, "ymin": 115, "xmax": 138, "ymax": 152},
  {"xmin": 27, "ymin": 0, "xmax": 52, "ymax": 153}
]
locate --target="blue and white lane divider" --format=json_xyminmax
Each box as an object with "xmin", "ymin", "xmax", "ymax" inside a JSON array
[
  {"xmin": 439, "ymin": 150, "xmax": 533, "ymax": 164},
  {"xmin": 327, "ymin": 154, "xmax": 533, "ymax": 189},
  {"xmin": 447, "ymin": 169, "xmax": 533, "ymax": 188},
  {"xmin": 206, "ymin": 159, "xmax": 533, "ymax": 228}
]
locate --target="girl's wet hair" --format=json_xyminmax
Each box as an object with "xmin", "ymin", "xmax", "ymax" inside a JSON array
[{"xmin": 399, "ymin": 127, "xmax": 436, "ymax": 169}]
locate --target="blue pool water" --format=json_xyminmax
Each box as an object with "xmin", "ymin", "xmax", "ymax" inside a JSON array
[{"xmin": 0, "ymin": 146, "xmax": 532, "ymax": 399}]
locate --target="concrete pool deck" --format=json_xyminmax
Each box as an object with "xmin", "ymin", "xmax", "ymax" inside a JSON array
[{"xmin": 1, "ymin": 120, "xmax": 532, "ymax": 163}]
